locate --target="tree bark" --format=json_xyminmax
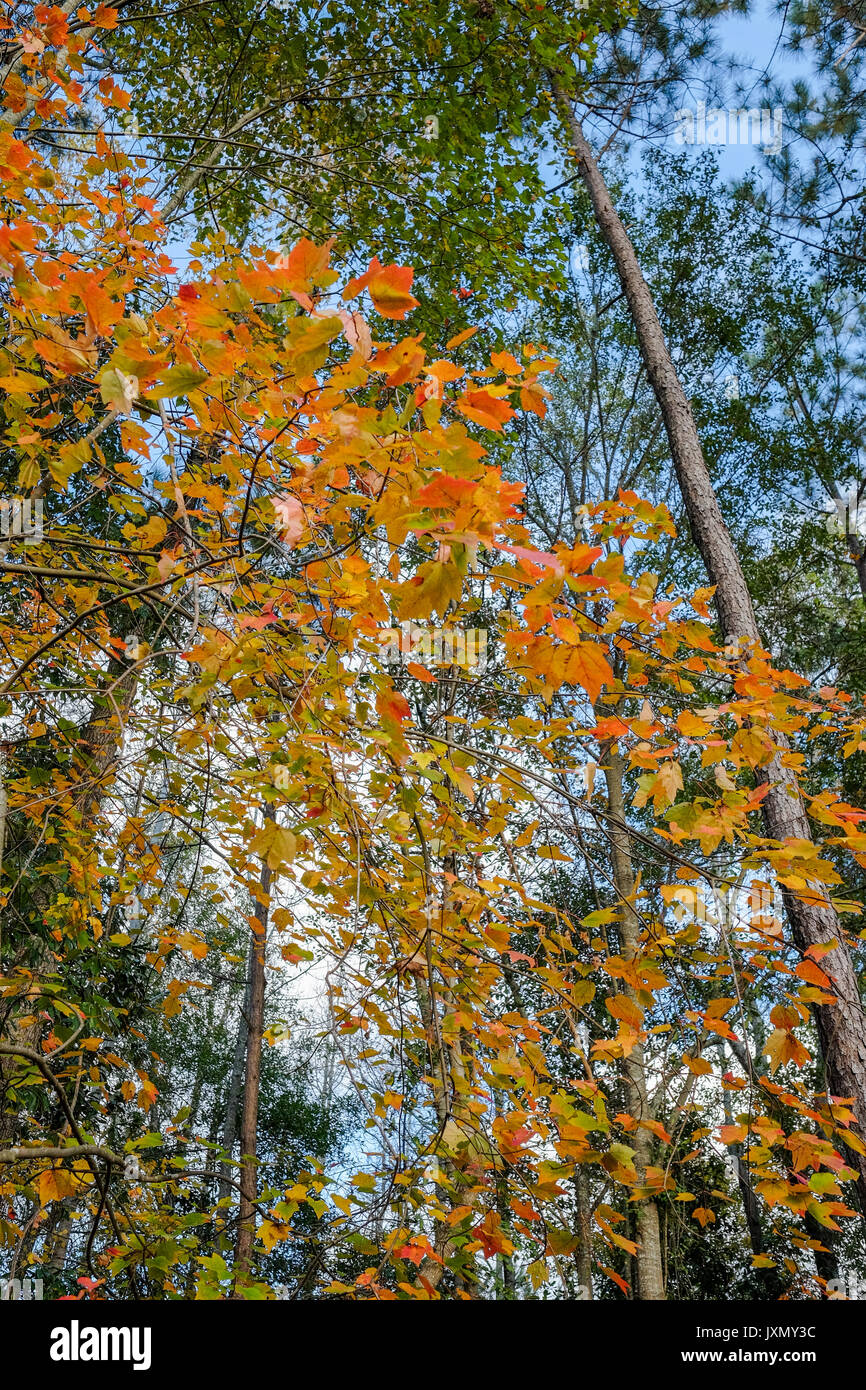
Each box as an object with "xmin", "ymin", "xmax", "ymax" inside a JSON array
[
  {"xmin": 722, "ymin": 1086, "xmax": 764, "ymax": 1257},
  {"xmin": 232, "ymin": 813, "xmax": 273, "ymax": 1289},
  {"xmin": 555, "ymin": 88, "xmax": 866, "ymax": 1204},
  {"xmin": 0, "ymin": 665, "xmax": 139, "ymax": 1145},
  {"xmin": 603, "ymin": 747, "xmax": 666, "ymax": 1299},
  {"xmin": 573, "ymin": 1165, "xmax": 594, "ymax": 1298},
  {"xmin": 218, "ymin": 936, "xmax": 255, "ymax": 1205}
]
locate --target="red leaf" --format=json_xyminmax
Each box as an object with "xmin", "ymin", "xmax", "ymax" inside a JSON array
[{"xmin": 396, "ymin": 1243, "xmax": 426, "ymax": 1267}]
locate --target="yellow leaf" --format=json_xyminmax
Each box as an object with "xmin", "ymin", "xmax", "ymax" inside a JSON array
[
  {"xmin": 258, "ymin": 1219, "xmax": 288, "ymax": 1252},
  {"xmin": 177, "ymin": 932, "xmax": 208, "ymax": 960},
  {"xmin": 677, "ymin": 710, "xmax": 710, "ymax": 737},
  {"xmin": 606, "ymin": 994, "xmax": 644, "ymax": 1028},
  {"xmin": 764, "ymin": 1028, "xmax": 811, "ymax": 1073},
  {"xmin": 683, "ymin": 1053, "xmax": 712, "ymax": 1075},
  {"xmin": 39, "ymin": 1167, "xmax": 78, "ymax": 1205},
  {"xmin": 250, "ymin": 822, "xmax": 297, "ymax": 870},
  {"xmin": 653, "ymin": 761, "xmax": 683, "ymax": 809},
  {"xmin": 397, "ymin": 561, "xmax": 463, "ymax": 621},
  {"xmin": 0, "ymin": 371, "xmax": 50, "ymax": 393},
  {"xmin": 443, "ymin": 761, "xmax": 475, "ymax": 800}
]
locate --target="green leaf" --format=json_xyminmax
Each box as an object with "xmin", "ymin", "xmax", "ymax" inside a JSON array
[{"xmin": 147, "ymin": 364, "xmax": 209, "ymax": 399}]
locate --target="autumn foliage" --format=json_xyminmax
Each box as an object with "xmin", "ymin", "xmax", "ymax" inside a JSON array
[{"xmin": 3, "ymin": 5, "xmax": 866, "ymax": 1303}]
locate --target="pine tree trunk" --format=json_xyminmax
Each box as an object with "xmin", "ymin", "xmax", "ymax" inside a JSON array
[
  {"xmin": 555, "ymin": 88, "xmax": 866, "ymax": 1203},
  {"xmin": 603, "ymin": 748, "xmax": 666, "ymax": 1299}
]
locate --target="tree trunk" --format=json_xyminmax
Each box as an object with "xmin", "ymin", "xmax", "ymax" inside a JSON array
[
  {"xmin": 232, "ymin": 815, "xmax": 273, "ymax": 1290},
  {"xmin": 44, "ymin": 1202, "xmax": 74, "ymax": 1275},
  {"xmin": 722, "ymin": 1085, "xmax": 764, "ymax": 1257},
  {"xmin": 0, "ymin": 665, "xmax": 139, "ymax": 1145},
  {"xmin": 573, "ymin": 1165, "xmax": 594, "ymax": 1298},
  {"xmin": 406, "ymin": 827, "xmax": 480, "ymax": 1294},
  {"xmin": 603, "ymin": 747, "xmax": 666, "ymax": 1299},
  {"xmin": 218, "ymin": 936, "xmax": 255, "ymax": 1205},
  {"xmin": 555, "ymin": 89, "xmax": 866, "ymax": 1204}
]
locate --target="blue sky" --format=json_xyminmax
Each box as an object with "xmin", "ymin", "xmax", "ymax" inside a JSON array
[{"xmin": 683, "ymin": 0, "xmax": 814, "ymax": 181}]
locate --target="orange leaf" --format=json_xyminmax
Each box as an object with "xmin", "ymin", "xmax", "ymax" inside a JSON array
[
  {"xmin": 564, "ymin": 642, "xmax": 613, "ymax": 703},
  {"xmin": 396, "ymin": 1243, "xmax": 427, "ymax": 1267},
  {"xmin": 456, "ymin": 388, "xmax": 515, "ymax": 431},
  {"xmin": 795, "ymin": 959, "xmax": 833, "ymax": 989},
  {"xmin": 285, "ymin": 237, "xmax": 333, "ymax": 287},
  {"xmin": 445, "ymin": 326, "xmax": 478, "ymax": 349},
  {"xmin": 39, "ymin": 1166, "xmax": 78, "ymax": 1205},
  {"xmin": 606, "ymin": 994, "xmax": 644, "ymax": 1028},
  {"xmin": 490, "ymin": 539, "xmax": 563, "ymax": 573},
  {"xmin": 343, "ymin": 256, "xmax": 419, "ymax": 319},
  {"xmin": 720, "ymin": 1124, "xmax": 748, "ymax": 1145},
  {"xmin": 765, "ymin": 1028, "xmax": 811, "ymax": 1073},
  {"xmin": 368, "ymin": 262, "xmax": 419, "ymax": 320},
  {"xmin": 377, "ymin": 689, "xmax": 410, "ymax": 724},
  {"xmin": 406, "ymin": 661, "xmax": 436, "ymax": 682}
]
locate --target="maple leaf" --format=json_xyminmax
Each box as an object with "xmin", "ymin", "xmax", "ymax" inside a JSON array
[
  {"xmin": 368, "ymin": 262, "xmax": 420, "ymax": 319},
  {"xmin": 396, "ymin": 1243, "xmax": 427, "ymax": 1267},
  {"xmin": 39, "ymin": 1166, "xmax": 78, "ymax": 1205},
  {"xmin": 284, "ymin": 236, "xmax": 334, "ymax": 289},
  {"xmin": 76, "ymin": 1276, "xmax": 105, "ymax": 1297},
  {"xmin": 250, "ymin": 822, "xmax": 298, "ymax": 871},
  {"xmin": 719, "ymin": 1123, "xmax": 748, "ymax": 1145},
  {"xmin": 683, "ymin": 1053, "xmax": 713, "ymax": 1075},
  {"xmin": 397, "ymin": 560, "xmax": 463, "ymax": 620},
  {"xmin": 677, "ymin": 710, "xmax": 710, "ymax": 737},
  {"xmin": 237, "ymin": 602, "xmax": 281, "ymax": 631},
  {"xmin": 272, "ymin": 494, "xmax": 305, "ymax": 546},
  {"xmin": 456, "ymin": 388, "xmax": 516, "ymax": 431},
  {"xmin": 640, "ymin": 760, "xmax": 683, "ymax": 811},
  {"xmin": 564, "ymin": 642, "xmax": 613, "ymax": 703},
  {"xmin": 100, "ymin": 364, "xmax": 140, "ymax": 412},
  {"xmin": 471, "ymin": 1212, "xmax": 514, "ymax": 1259},
  {"xmin": 377, "ymin": 689, "xmax": 411, "ymax": 724},
  {"xmin": 765, "ymin": 1027, "xmax": 811, "ymax": 1073},
  {"xmin": 0, "ymin": 369, "xmax": 49, "ymax": 393},
  {"xmin": 258, "ymin": 1218, "xmax": 288, "ymax": 1252},
  {"xmin": 342, "ymin": 256, "xmax": 419, "ymax": 319},
  {"xmin": 137, "ymin": 1078, "xmax": 158, "ymax": 1112},
  {"xmin": 606, "ymin": 994, "xmax": 644, "ymax": 1028},
  {"xmin": 600, "ymin": 1265, "xmax": 630, "ymax": 1295},
  {"xmin": 795, "ymin": 958, "xmax": 834, "ymax": 990},
  {"xmin": 177, "ymin": 931, "xmax": 208, "ymax": 960},
  {"xmin": 337, "ymin": 308, "xmax": 372, "ymax": 359},
  {"xmin": 491, "ymin": 539, "xmax": 564, "ymax": 573}
]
